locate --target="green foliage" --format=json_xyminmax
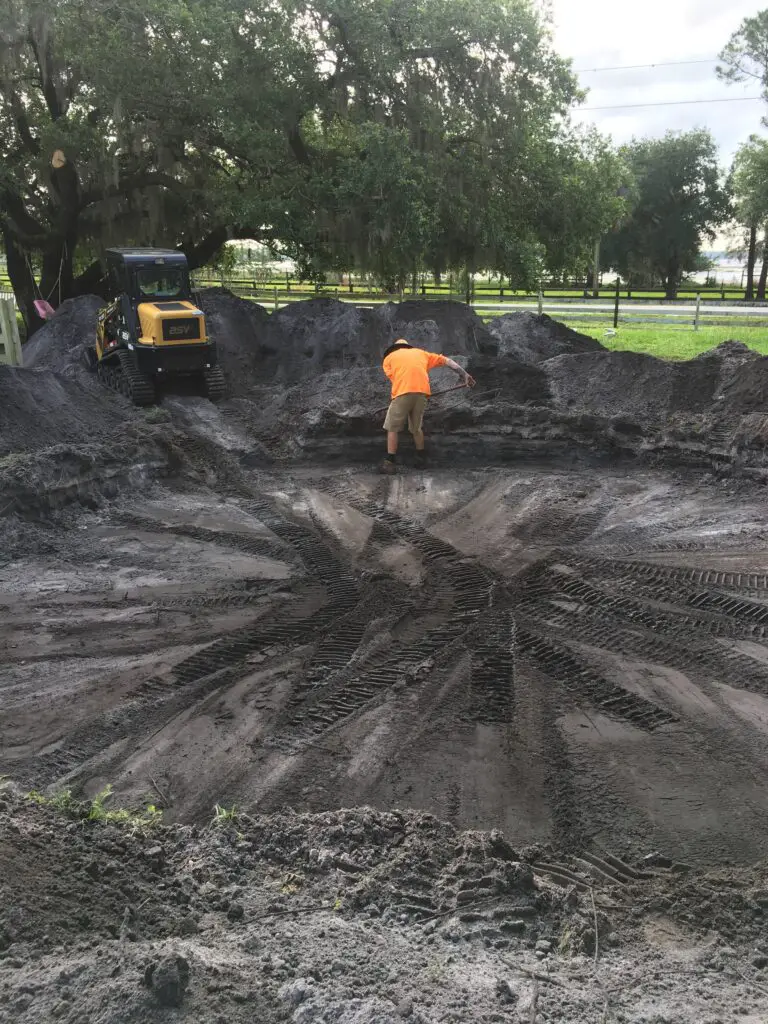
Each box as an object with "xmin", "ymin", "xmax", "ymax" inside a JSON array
[
  {"xmin": 600, "ymin": 131, "xmax": 731, "ymax": 297},
  {"xmin": 717, "ymin": 10, "xmax": 768, "ymax": 103},
  {"xmin": 26, "ymin": 784, "xmax": 163, "ymax": 829},
  {"xmin": 731, "ymin": 136, "xmax": 768, "ymax": 249},
  {"xmin": 0, "ymin": 0, "xmax": 626, "ymax": 320},
  {"xmin": 205, "ymin": 243, "xmax": 238, "ymax": 276},
  {"xmin": 212, "ymin": 803, "xmax": 238, "ymax": 824}
]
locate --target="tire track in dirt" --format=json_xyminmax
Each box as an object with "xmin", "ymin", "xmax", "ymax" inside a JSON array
[
  {"xmin": 9, "ymin": 498, "xmax": 365, "ymax": 786},
  {"xmin": 112, "ymin": 511, "xmax": 298, "ymax": 565},
  {"xmin": 313, "ymin": 480, "xmax": 674, "ymax": 734},
  {"xmin": 519, "ymin": 555, "xmax": 768, "ymax": 696}
]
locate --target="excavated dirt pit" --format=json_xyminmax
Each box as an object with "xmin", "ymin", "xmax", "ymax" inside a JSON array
[{"xmin": 2, "ymin": 295, "xmax": 768, "ymax": 1022}]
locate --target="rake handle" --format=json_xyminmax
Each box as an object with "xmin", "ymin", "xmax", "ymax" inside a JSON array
[{"xmin": 372, "ymin": 381, "xmax": 469, "ymax": 416}]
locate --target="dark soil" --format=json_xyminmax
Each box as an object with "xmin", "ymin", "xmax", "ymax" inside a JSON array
[
  {"xmin": 1, "ymin": 786, "xmax": 766, "ymax": 1024},
  {"xmin": 488, "ymin": 311, "xmax": 605, "ymax": 363},
  {"xmin": 3, "ymin": 293, "xmax": 768, "ymax": 1023},
  {"xmin": 22, "ymin": 295, "xmax": 104, "ymax": 376},
  {"xmin": 0, "ymin": 367, "xmax": 131, "ymax": 456},
  {"xmin": 198, "ymin": 288, "xmax": 275, "ymax": 397}
]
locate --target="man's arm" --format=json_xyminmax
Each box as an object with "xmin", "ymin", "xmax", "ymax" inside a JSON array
[{"xmin": 443, "ymin": 357, "xmax": 476, "ymax": 388}]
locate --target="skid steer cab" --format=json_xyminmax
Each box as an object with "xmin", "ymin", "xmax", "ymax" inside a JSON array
[{"xmin": 85, "ymin": 248, "xmax": 225, "ymax": 406}]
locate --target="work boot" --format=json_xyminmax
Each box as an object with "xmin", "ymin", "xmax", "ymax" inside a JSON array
[{"xmin": 380, "ymin": 457, "xmax": 397, "ymax": 475}]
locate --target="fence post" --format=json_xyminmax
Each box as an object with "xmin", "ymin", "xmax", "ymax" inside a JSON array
[
  {"xmin": 613, "ymin": 277, "xmax": 620, "ymax": 329},
  {"xmin": 694, "ymin": 293, "xmax": 701, "ymax": 331},
  {"xmin": 537, "ymin": 287, "xmax": 543, "ymax": 316},
  {"xmin": 0, "ymin": 298, "xmax": 23, "ymax": 366},
  {"xmin": 274, "ymin": 286, "xmax": 278, "ymax": 311}
]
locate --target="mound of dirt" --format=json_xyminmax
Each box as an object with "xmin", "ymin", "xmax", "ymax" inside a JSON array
[
  {"xmin": 544, "ymin": 349, "xmax": 726, "ymax": 423},
  {"xmin": 267, "ymin": 298, "xmax": 390, "ymax": 383},
  {"xmin": 197, "ymin": 288, "xmax": 275, "ymax": 397},
  {"xmin": 0, "ymin": 365, "xmax": 129, "ymax": 456},
  {"xmin": 385, "ymin": 299, "xmax": 492, "ymax": 355},
  {"xmin": 718, "ymin": 353, "xmax": 768, "ymax": 418},
  {"xmin": 22, "ymin": 295, "xmax": 104, "ymax": 376},
  {"xmin": 261, "ymin": 298, "xmax": 489, "ymax": 385},
  {"xmin": 488, "ymin": 312, "xmax": 605, "ymax": 364}
]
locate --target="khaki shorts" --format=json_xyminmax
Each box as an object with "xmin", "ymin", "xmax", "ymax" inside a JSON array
[{"xmin": 383, "ymin": 392, "xmax": 429, "ymax": 434}]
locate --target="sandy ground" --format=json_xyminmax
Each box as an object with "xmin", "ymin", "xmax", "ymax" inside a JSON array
[{"xmin": 4, "ymin": 464, "xmax": 768, "ymax": 869}]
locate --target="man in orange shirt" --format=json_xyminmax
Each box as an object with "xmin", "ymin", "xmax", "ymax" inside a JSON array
[{"xmin": 380, "ymin": 339, "xmax": 475, "ymax": 473}]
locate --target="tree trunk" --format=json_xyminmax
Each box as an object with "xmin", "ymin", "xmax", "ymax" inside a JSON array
[
  {"xmin": 745, "ymin": 222, "xmax": 758, "ymax": 300},
  {"xmin": 663, "ymin": 264, "xmax": 678, "ymax": 300},
  {"xmin": 756, "ymin": 231, "xmax": 768, "ymax": 301},
  {"xmin": 2, "ymin": 229, "xmax": 45, "ymax": 337}
]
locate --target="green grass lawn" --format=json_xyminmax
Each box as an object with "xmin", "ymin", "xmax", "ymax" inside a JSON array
[{"xmin": 572, "ymin": 325, "xmax": 768, "ymax": 359}]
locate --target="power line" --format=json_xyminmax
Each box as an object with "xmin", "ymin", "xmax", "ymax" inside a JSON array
[
  {"xmin": 580, "ymin": 96, "xmax": 762, "ymax": 111},
  {"xmin": 574, "ymin": 58, "xmax": 718, "ymax": 73}
]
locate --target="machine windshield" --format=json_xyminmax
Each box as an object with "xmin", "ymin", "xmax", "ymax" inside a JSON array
[{"xmin": 137, "ymin": 267, "xmax": 185, "ymax": 299}]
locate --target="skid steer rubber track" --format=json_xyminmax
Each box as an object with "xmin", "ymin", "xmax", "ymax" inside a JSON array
[
  {"xmin": 96, "ymin": 351, "xmax": 156, "ymax": 406},
  {"xmin": 120, "ymin": 352, "xmax": 156, "ymax": 406},
  {"xmin": 203, "ymin": 366, "xmax": 226, "ymax": 402}
]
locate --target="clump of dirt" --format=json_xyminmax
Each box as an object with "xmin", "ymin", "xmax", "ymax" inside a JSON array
[
  {"xmin": 488, "ymin": 312, "xmax": 605, "ymax": 363},
  {"xmin": 1, "ymin": 788, "xmax": 765, "ymax": 1024}
]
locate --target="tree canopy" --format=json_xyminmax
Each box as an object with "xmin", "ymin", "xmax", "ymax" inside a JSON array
[
  {"xmin": 717, "ymin": 9, "xmax": 768, "ymax": 107},
  {"xmin": 600, "ymin": 131, "xmax": 730, "ymax": 298},
  {"xmin": 730, "ymin": 136, "xmax": 768, "ymax": 298},
  {"xmin": 1, "ymin": 0, "xmax": 627, "ymax": 332}
]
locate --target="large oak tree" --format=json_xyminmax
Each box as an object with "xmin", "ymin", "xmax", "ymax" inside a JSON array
[{"xmin": 1, "ymin": 0, "xmax": 625, "ymax": 334}]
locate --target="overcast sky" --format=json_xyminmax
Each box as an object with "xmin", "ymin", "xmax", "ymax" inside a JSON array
[{"xmin": 551, "ymin": 0, "xmax": 767, "ymax": 165}]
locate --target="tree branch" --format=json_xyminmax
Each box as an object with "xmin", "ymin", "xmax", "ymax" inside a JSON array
[
  {"xmin": 6, "ymin": 87, "xmax": 41, "ymax": 155},
  {"xmin": 288, "ymin": 124, "xmax": 311, "ymax": 167},
  {"xmin": 27, "ymin": 21, "xmax": 65, "ymax": 121},
  {"xmin": 0, "ymin": 187, "xmax": 49, "ymax": 246},
  {"xmin": 79, "ymin": 171, "xmax": 187, "ymax": 210},
  {"xmin": 182, "ymin": 226, "xmax": 231, "ymax": 269}
]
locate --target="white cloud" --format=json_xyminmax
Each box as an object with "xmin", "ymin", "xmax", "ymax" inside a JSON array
[{"xmin": 550, "ymin": 0, "xmax": 767, "ymax": 163}]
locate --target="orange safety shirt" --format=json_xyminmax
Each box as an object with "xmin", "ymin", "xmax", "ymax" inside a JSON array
[{"xmin": 382, "ymin": 345, "xmax": 447, "ymax": 399}]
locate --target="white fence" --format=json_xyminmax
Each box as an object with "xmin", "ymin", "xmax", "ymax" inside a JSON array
[
  {"xmin": 470, "ymin": 296, "xmax": 768, "ymax": 331},
  {"xmin": 0, "ymin": 297, "xmax": 22, "ymax": 366}
]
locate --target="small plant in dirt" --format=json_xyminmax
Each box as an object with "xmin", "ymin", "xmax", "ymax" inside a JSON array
[
  {"xmin": 212, "ymin": 803, "xmax": 238, "ymax": 825},
  {"xmin": 27, "ymin": 785, "xmax": 162, "ymax": 831}
]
